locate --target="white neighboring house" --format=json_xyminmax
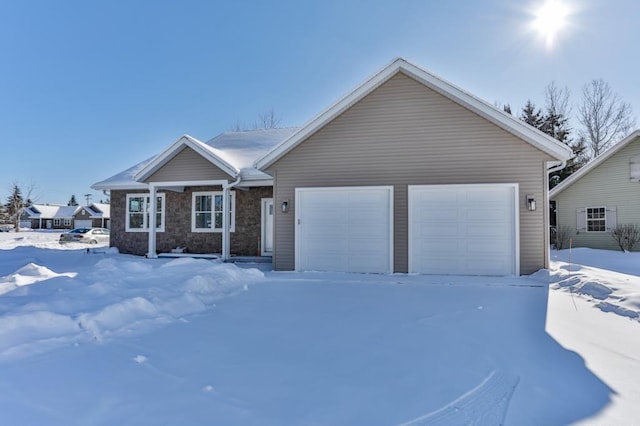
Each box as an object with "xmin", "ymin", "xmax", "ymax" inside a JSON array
[{"xmin": 20, "ymin": 204, "xmax": 81, "ymax": 230}]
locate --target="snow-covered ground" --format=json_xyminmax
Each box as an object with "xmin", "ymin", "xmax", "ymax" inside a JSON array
[{"xmin": 0, "ymin": 231, "xmax": 638, "ymax": 425}]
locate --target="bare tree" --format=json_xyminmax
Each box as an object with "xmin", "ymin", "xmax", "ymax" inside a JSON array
[
  {"xmin": 254, "ymin": 108, "xmax": 281, "ymax": 129},
  {"xmin": 545, "ymin": 81, "xmax": 571, "ymax": 122},
  {"xmin": 230, "ymin": 108, "xmax": 282, "ymax": 131},
  {"xmin": 578, "ymin": 79, "xmax": 636, "ymax": 157}
]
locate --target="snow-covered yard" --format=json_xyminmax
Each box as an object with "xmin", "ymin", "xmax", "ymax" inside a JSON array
[{"xmin": 0, "ymin": 231, "xmax": 638, "ymax": 425}]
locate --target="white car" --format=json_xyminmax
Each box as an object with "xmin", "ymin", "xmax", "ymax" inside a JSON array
[{"xmin": 59, "ymin": 228, "xmax": 110, "ymax": 244}]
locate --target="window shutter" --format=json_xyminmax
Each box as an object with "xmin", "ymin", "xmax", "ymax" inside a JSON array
[
  {"xmin": 576, "ymin": 208, "xmax": 587, "ymax": 233},
  {"xmin": 605, "ymin": 206, "xmax": 617, "ymax": 232},
  {"xmin": 631, "ymin": 155, "xmax": 640, "ymax": 182}
]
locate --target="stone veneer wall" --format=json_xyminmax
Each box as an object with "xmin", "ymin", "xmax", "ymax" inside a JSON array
[{"xmin": 110, "ymin": 186, "xmax": 272, "ymax": 256}]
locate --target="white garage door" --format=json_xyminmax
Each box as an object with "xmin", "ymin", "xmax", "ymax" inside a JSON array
[
  {"xmin": 409, "ymin": 184, "xmax": 518, "ymax": 276},
  {"xmin": 296, "ymin": 187, "xmax": 393, "ymax": 273},
  {"xmin": 74, "ymin": 220, "xmax": 92, "ymax": 229}
]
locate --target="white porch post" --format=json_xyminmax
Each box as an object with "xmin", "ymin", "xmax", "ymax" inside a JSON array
[
  {"xmin": 147, "ymin": 184, "xmax": 158, "ymax": 259},
  {"xmin": 222, "ymin": 185, "xmax": 230, "ymax": 261}
]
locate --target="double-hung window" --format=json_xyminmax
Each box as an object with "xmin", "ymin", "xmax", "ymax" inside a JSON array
[
  {"xmin": 126, "ymin": 193, "xmax": 165, "ymax": 232},
  {"xmin": 192, "ymin": 191, "xmax": 235, "ymax": 232},
  {"xmin": 586, "ymin": 207, "xmax": 606, "ymax": 232},
  {"xmin": 53, "ymin": 218, "xmax": 62, "ymax": 226},
  {"xmin": 63, "ymin": 218, "xmax": 72, "ymax": 226}
]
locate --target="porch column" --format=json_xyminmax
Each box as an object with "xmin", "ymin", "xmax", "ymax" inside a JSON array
[
  {"xmin": 222, "ymin": 185, "xmax": 230, "ymax": 261},
  {"xmin": 147, "ymin": 184, "xmax": 158, "ymax": 258}
]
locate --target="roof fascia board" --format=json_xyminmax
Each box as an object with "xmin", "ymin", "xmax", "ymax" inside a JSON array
[
  {"xmin": 256, "ymin": 58, "xmax": 572, "ymax": 169},
  {"xmin": 550, "ymin": 130, "xmax": 640, "ymax": 198},
  {"xmin": 134, "ymin": 135, "xmax": 238, "ymax": 182}
]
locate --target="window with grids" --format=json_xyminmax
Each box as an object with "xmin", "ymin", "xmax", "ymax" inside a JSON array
[
  {"xmin": 191, "ymin": 191, "xmax": 235, "ymax": 232},
  {"xmin": 63, "ymin": 218, "xmax": 72, "ymax": 226},
  {"xmin": 126, "ymin": 193, "xmax": 165, "ymax": 232},
  {"xmin": 586, "ymin": 207, "xmax": 606, "ymax": 232},
  {"xmin": 53, "ymin": 218, "xmax": 61, "ymax": 226}
]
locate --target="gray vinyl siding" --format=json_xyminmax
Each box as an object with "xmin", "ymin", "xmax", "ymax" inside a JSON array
[
  {"xmin": 553, "ymin": 136, "xmax": 640, "ymax": 251},
  {"xmin": 145, "ymin": 146, "xmax": 234, "ymax": 183},
  {"xmin": 268, "ymin": 72, "xmax": 554, "ymax": 274}
]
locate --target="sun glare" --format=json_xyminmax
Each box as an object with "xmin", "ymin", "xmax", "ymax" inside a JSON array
[{"xmin": 532, "ymin": 0, "xmax": 570, "ymax": 48}]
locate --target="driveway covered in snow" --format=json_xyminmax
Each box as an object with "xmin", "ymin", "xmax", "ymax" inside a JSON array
[{"xmin": 2, "ymin": 233, "xmax": 636, "ymax": 424}]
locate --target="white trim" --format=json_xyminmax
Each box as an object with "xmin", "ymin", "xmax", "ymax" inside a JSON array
[
  {"xmin": 125, "ymin": 192, "xmax": 166, "ymax": 233},
  {"xmin": 407, "ymin": 183, "xmax": 520, "ymax": 276},
  {"xmin": 261, "ymin": 198, "xmax": 274, "ymax": 256},
  {"xmin": 134, "ymin": 135, "xmax": 239, "ymax": 182},
  {"xmin": 190, "ymin": 191, "xmax": 236, "ymax": 233},
  {"xmin": 551, "ymin": 129, "xmax": 640, "ymax": 198},
  {"xmin": 294, "ymin": 186, "xmax": 394, "ymax": 273},
  {"xmin": 585, "ymin": 206, "xmax": 607, "ymax": 233},
  {"xmin": 256, "ymin": 58, "xmax": 572, "ymax": 169}
]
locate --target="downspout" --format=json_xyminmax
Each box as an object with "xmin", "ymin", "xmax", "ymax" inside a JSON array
[
  {"xmin": 545, "ymin": 160, "xmax": 568, "ymax": 268},
  {"xmin": 221, "ymin": 176, "xmax": 242, "ymax": 261}
]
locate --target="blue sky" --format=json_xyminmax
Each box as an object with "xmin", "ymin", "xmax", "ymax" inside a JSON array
[{"xmin": 1, "ymin": 0, "xmax": 638, "ymax": 205}]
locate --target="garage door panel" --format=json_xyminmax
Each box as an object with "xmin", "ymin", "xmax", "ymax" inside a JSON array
[
  {"xmin": 410, "ymin": 184, "xmax": 517, "ymax": 276},
  {"xmin": 297, "ymin": 187, "xmax": 392, "ymax": 273}
]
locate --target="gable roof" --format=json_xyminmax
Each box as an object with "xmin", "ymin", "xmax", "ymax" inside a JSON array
[
  {"xmin": 550, "ymin": 129, "xmax": 640, "ymax": 199},
  {"xmin": 92, "ymin": 128, "xmax": 299, "ymax": 191},
  {"xmin": 23, "ymin": 204, "xmax": 81, "ymax": 219},
  {"xmin": 134, "ymin": 135, "xmax": 239, "ymax": 182},
  {"xmin": 255, "ymin": 58, "xmax": 573, "ymax": 169},
  {"xmin": 83, "ymin": 203, "xmax": 111, "ymax": 218}
]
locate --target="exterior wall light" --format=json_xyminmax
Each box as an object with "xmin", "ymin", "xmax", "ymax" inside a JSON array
[
  {"xmin": 526, "ymin": 195, "xmax": 536, "ymax": 211},
  {"xmin": 281, "ymin": 200, "xmax": 289, "ymax": 213}
]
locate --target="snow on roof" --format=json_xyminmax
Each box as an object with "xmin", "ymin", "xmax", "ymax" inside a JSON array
[
  {"xmin": 87, "ymin": 203, "xmax": 110, "ymax": 218},
  {"xmin": 205, "ymin": 127, "xmax": 300, "ymax": 179},
  {"xmin": 92, "ymin": 157, "xmax": 156, "ymax": 191},
  {"xmin": 24, "ymin": 204, "xmax": 79, "ymax": 219},
  {"xmin": 92, "ymin": 128, "xmax": 300, "ymax": 190}
]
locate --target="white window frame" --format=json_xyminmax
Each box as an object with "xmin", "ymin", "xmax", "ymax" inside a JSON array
[
  {"xmin": 191, "ymin": 191, "xmax": 235, "ymax": 233},
  {"xmin": 586, "ymin": 206, "xmax": 606, "ymax": 233},
  {"xmin": 63, "ymin": 218, "xmax": 72, "ymax": 226},
  {"xmin": 53, "ymin": 218, "xmax": 62, "ymax": 226},
  {"xmin": 126, "ymin": 193, "xmax": 166, "ymax": 232}
]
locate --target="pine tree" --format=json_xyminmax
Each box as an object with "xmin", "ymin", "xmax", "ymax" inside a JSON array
[
  {"xmin": 68, "ymin": 195, "xmax": 78, "ymax": 206},
  {"xmin": 520, "ymin": 100, "xmax": 544, "ymax": 129},
  {"xmin": 5, "ymin": 183, "xmax": 25, "ymax": 231}
]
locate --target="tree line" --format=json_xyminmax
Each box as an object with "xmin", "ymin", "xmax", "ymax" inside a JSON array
[{"xmin": 503, "ymin": 78, "xmax": 636, "ymax": 188}]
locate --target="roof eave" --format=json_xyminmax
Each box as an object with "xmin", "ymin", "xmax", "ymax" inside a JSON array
[
  {"xmin": 255, "ymin": 58, "xmax": 573, "ymax": 169},
  {"xmin": 550, "ymin": 129, "xmax": 640, "ymax": 199},
  {"xmin": 134, "ymin": 135, "xmax": 239, "ymax": 183}
]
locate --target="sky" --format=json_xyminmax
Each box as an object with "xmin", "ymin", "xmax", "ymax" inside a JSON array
[{"xmin": 1, "ymin": 0, "xmax": 639, "ymax": 205}]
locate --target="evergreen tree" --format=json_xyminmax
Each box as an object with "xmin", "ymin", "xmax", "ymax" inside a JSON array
[
  {"xmin": 5, "ymin": 183, "xmax": 25, "ymax": 231},
  {"xmin": 520, "ymin": 100, "xmax": 544, "ymax": 129},
  {"xmin": 68, "ymin": 195, "xmax": 78, "ymax": 206}
]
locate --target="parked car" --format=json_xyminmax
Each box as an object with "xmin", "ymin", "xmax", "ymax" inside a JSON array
[{"xmin": 59, "ymin": 228, "xmax": 110, "ymax": 244}]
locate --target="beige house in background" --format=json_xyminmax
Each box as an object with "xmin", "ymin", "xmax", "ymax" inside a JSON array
[
  {"xmin": 550, "ymin": 130, "xmax": 640, "ymax": 251},
  {"xmin": 94, "ymin": 58, "xmax": 572, "ymax": 276}
]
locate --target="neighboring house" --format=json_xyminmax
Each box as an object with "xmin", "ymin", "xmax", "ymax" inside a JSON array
[
  {"xmin": 21, "ymin": 204, "xmax": 81, "ymax": 229},
  {"xmin": 93, "ymin": 58, "xmax": 572, "ymax": 276},
  {"xmin": 550, "ymin": 130, "xmax": 640, "ymax": 251},
  {"xmin": 73, "ymin": 203, "xmax": 111, "ymax": 229}
]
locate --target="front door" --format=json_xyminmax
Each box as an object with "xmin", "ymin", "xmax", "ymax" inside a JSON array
[{"xmin": 261, "ymin": 198, "xmax": 274, "ymax": 256}]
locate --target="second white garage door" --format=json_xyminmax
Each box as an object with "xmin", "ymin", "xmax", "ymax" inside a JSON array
[
  {"xmin": 409, "ymin": 184, "xmax": 518, "ymax": 276},
  {"xmin": 296, "ymin": 187, "xmax": 393, "ymax": 273}
]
